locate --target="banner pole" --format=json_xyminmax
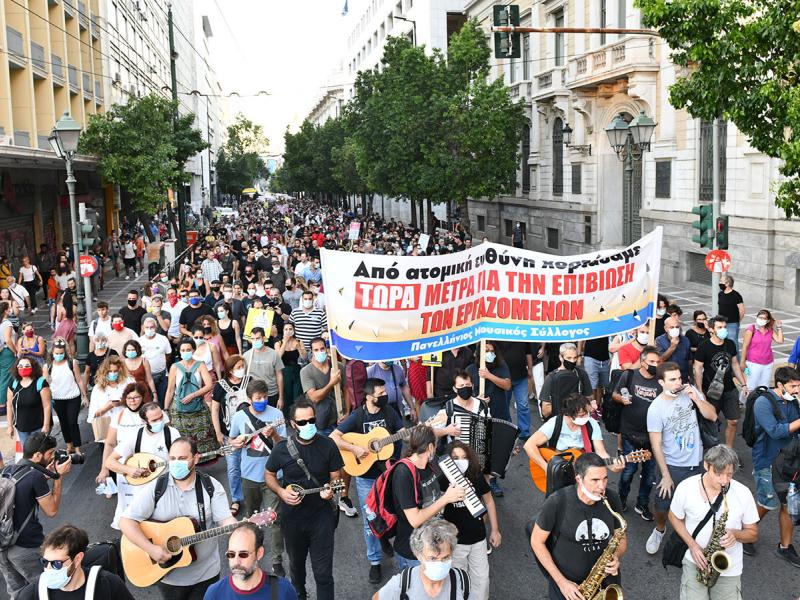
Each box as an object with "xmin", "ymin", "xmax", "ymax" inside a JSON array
[
  {"xmin": 479, "ymin": 339, "xmax": 487, "ymax": 398},
  {"xmin": 330, "ymin": 345, "xmax": 344, "ymax": 419}
]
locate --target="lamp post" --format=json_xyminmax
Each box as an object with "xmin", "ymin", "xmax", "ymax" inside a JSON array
[
  {"xmin": 394, "ymin": 15, "xmax": 416, "ymax": 46},
  {"xmin": 605, "ymin": 110, "xmax": 657, "ymax": 244},
  {"xmin": 48, "ymin": 112, "xmax": 89, "ymax": 368}
]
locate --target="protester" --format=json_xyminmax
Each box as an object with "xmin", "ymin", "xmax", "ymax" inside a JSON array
[
  {"xmin": 740, "ymin": 309, "xmax": 783, "ymax": 390},
  {"xmin": 718, "ymin": 274, "xmax": 746, "ymax": 353},
  {"xmin": 6, "ymin": 357, "xmax": 51, "ymax": 446},
  {"xmin": 43, "ymin": 339, "xmax": 88, "ymax": 456},
  {"xmin": 539, "ymin": 343, "xmax": 592, "ymax": 419}
]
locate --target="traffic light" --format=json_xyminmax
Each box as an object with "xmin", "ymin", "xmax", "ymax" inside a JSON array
[
  {"xmin": 715, "ymin": 215, "xmax": 729, "ymax": 250},
  {"xmin": 691, "ymin": 204, "xmax": 713, "ymax": 248},
  {"xmin": 78, "ymin": 203, "xmax": 100, "ymax": 251},
  {"xmin": 493, "ymin": 5, "xmax": 521, "ymax": 59}
]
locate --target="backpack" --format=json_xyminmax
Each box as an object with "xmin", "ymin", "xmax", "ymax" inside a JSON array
[
  {"xmin": 364, "ymin": 458, "xmax": 420, "ymax": 540},
  {"xmin": 38, "ymin": 565, "xmax": 101, "ymax": 599},
  {"xmin": 153, "ymin": 471, "xmax": 215, "ymax": 531},
  {"xmin": 742, "ymin": 386, "xmax": 780, "ymax": 447},
  {"xmin": 83, "ymin": 539, "xmax": 126, "ymax": 582},
  {"xmin": 11, "ymin": 376, "xmax": 46, "ymax": 393},
  {"xmin": 133, "ymin": 425, "xmax": 172, "ymax": 454},
  {"xmin": 601, "ymin": 369, "xmax": 631, "ymax": 434},
  {"xmin": 0, "ymin": 464, "xmax": 36, "ymax": 549},
  {"xmin": 399, "ymin": 566, "xmax": 470, "ymax": 600},
  {"xmin": 175, "ymin": 362, "xmax": 202, "ymax": 409}
]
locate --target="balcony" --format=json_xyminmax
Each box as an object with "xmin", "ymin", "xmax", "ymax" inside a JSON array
[
  {"xmin": 90, "ymin": 15, "xmax": 99, "ymax": 40},
  {"xmin": 567, "ymin": 35, "xmax": 659, "ymax": 90},
  {"xmin": 82, "ymin": 73, "xmax": 92, "ymax": 100},
  {"xmin": 30, "ymin": 42, "xmax": 47, "ymax": 78},
  {"xmin": 14, "ymin": 131, "xmax": 30, "ymax": 147},
  {"xmin": 63, "ymin": 0, "xmax": 74, "ymax": 19},
  {"xmin": 51, "ymin": 54, "xmax": 64, "ymax": 86},
  {"xmin": 94, "ymin": 80, "xmax": 103, "ymax": 104},
  {"xmin": 78, "ymin": 1, "xmax": 89, "ymax": 29},
  {"xmin": 508, "ymin": 81, "xmax": 532, "ymax": 103},
  {"xmin": 6, "ymin": 27, "xmax": 26, "ymax": 69},
  {"xmin": 47, "ymin": 0, "xmax": 59, "ymax": 5},
  {"xmin": 68, "ymin": 64, "xmax": 79, "ymax": 93},
  {"xmin": 531, "ymin": 66, "xmax": 568, "ymax": 101},
  {"xmin": 37, "ymin": 135, "xmax": 50, "ymax": 150}
]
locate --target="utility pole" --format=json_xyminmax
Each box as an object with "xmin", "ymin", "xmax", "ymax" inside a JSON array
[
  {"xmin": 711, "ymin": 118, "xmax": 721, "ymax": 316},
  {"xmin": 168, "ymin": 4, "xmax": 187, "ymax": 251}
]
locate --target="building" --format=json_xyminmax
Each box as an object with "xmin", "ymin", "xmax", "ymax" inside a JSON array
[{"xmin": 465, "ymin": 0, "xmax": 793, "ymax": 308}]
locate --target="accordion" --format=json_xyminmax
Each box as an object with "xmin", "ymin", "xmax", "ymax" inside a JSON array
[{"xmin": 452, "ymin": 413, "xmax": 519, "ymax": 478}]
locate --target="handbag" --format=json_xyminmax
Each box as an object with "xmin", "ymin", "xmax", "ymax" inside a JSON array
[
  {"xmin": 695, "ymin": 405, "xmax": 720, "ymax": 450},
  {"xmin": 662, "ymin": 488, "xmax": 724, "ymax": 568}
]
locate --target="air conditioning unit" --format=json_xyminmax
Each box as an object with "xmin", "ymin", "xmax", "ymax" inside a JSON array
[{"xmin": 113, "ymin": 72, "xmax": 121, "ymax": 84}]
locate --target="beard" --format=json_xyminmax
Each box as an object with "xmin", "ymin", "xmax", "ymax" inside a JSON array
[{"xmin": 231, "ymin": 565, "xmax": 258, "ymax": 581}]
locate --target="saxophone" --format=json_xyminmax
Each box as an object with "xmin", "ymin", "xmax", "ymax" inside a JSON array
[
  {"xmin": 577, "ymin": 496, "xmax": 626, "ymax": 600},
  {"xmin": 696, "ymin": 494, "xmax": 731, "ymax": 588}
]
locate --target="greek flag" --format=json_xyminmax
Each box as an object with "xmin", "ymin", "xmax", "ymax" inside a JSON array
[{"xmin": 342, "ymin": 0, "xmax": 348, "ymax": 16}]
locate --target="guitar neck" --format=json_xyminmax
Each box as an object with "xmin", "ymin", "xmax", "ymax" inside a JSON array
[
  {"xmin": 373, "ymin": 429, "xmax": 408, "ymax": 451},
  {"xmin": 245, "ymin": 419, "xmax": 286, "ymax": 441},
  {"xmin": 179, "ymin": 521, "xmax": 240, "ymax": 547}
]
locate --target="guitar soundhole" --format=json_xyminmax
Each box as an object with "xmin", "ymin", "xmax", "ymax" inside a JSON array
[
  {"xmin": 148, "ymin": 460, "xmax": 157, "ymax": 472},
  {"xmin": 368, "ymin": 440, "xmax": 379, "ymax": 453},
  {"xmin": 165, "ymin": 536, "xmax": 182, "ymax": 554}
]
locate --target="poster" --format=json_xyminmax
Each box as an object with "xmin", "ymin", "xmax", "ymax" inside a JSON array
[
  {"xmin": 348, "ymin": 221, "xmax": 361, "ymax": 240},
  {"xmin": 243, "ymin": 308, "xmax": 275, "ymax": 341},
  {"xmin": 418, "ymin": 233, "xmax": 431, "ymax": 252},
  {"xmin": 421, "ymin": 352, "xmax": 442, "ymax": 367},
  {"xmin": 320, "ymin": 228, "xmax": 662, "ymax": 361}
]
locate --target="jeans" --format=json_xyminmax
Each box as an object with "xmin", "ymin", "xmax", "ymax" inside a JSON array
[
  {"xmin": 355, "ymin": 476, "xmax": 382, "ymax": 564},
  {"xmin": 507, "ymin": 377, "xmax": 532, "ymax": 438},
  {"xmin": 242, "ymin": 479, "xmax": 284, "ymax": 561},
  {"xmin": 224, "ymin": 445, "xmax": 243, "ymax": 503},
  {"xmin": 617, "ymin": 436, "xmax": 656, "ymax": 507},
  {"xmin": 152, "ymin": 370, "xmax": 168, "ymax": 407},
  {"xmin": 395, "ymin": 553, "xmax": 420, "ymax": 570},
  {"xmin": 0, "ymin": 544, "xmax": 42, "ymax": 598},
  {"xmin": 728, "ymin": 322, "xmax": 741, "ymax": 355},
  {"xmin": 283, "ymin": 509, "xmax": 336, "ymax": 600},
  {"xmin": 17, "ymin": 429, "xmax": 41, "ymax": 449},
  {"xmin": 157, "ymin": 574, "xmax": 218, "ymax": 600}
]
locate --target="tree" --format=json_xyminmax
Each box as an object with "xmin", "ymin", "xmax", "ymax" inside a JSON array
[
  {"xmin": 79, "ymin": 94, "xmax": 207, "ymax": 217},
  {"xmin": 216, "ymin": 114, "xmax": 269, "ymax": 198},
  {"xmin": 637, "ymin": 0, "xmax": 800, "ymax": 216}
]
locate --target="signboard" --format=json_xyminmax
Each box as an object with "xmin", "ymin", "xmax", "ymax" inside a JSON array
[
  {"xmin": 418, "ymin": 233, "xmax": 431, "ymax": 252},
  {"xmin": 186, "ymin": 231, "xmax": 198, "ymax": 247},
  {"xmin": 705, "ymin": 249, "xmax": 731, "ymax": 273},
  {"xmin": 243, "ymin": 308, "xmax": 275, "ymax": 341},
  {"xmin": 421, "ymin": 351, "xmax": 442, "ymax": 367},
  {"xmin": 348, "ymin": 221, "xmax": 361, "ymax": 241},
  {"xmin": 79, "ymin": 255, "xmax": 98, "ymax": 277},
  {"xmin": 320, "ymin": 228, "xmax": 663, "ymax": 361}
]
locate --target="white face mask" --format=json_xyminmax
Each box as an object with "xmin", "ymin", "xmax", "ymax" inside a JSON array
[
  {"xmin": 668, "ymin": 327, "xmax": 680, "ymax": 338},
  {"xmin": 756, "ymin": 318, "xmax": 768, "ymax": 328},
  {"xmin": 302, "ymin": 299, "xmax": 313, "ymax": 309},
  {"xmin": 636, "ymin": 332, "xmax": 650, "ymax": 345},
  {"xmin": 572, "ymin": 415, "xmax": 590, "ymax": 426},
  {"xmin": 453, "ymin": 458, "xmax": 469, "ymax": 474},
  {"xmin": 580, "ymin": 482, "xmax": 603, "ymax": 502},
  {"xmin": 232, "ymin": 368, "xmax": 246, "ymax": 379},
  {"xmin": 656, "ymin": 308, "xmax": 667, "ymax": 317}
]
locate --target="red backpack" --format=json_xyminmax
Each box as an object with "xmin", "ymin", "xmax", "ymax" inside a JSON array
[{"xmin": 365, "ymin": 458, "xmax": 420, "ymax": 539}]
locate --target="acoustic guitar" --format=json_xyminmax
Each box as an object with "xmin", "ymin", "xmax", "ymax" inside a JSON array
[
  {"xmin": 286, "ymin": 478, "xmax": 346, "ymax": 498},
  {"xmin": 529, "ymin": 447, "xmax": 652, "ymax": 493},
  {"xmin": 121, "ymin": 509, "xmax": 277, "ymax": 587},
  {"xmin": 125, "ymin": 418, "xmax": 286, "ymax": 486}
]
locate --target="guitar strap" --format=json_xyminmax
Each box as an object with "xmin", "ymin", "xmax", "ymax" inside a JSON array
[
  {"xmin": 244, "ymin": 410, "xmax": 273, "ymax": 451},
  {"xmin": 286, "ymin": 435, "xmax": 337, "ymax": 515},
  {"xmin": 153, "ymin": 471, "xmax": 215, "ymax": 531},
  {"xmin": 134, "ymin": 425, "xmax": 172, "ymax": 454}
]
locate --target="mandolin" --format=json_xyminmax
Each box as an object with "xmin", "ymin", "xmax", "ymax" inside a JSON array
[
  {"xmin": 286, "ymin": 478, "xmax": 346, "ymax": 498},
  {"xmin": 529, "ymin": 447, "xmax": 652, "ymax": 492}
]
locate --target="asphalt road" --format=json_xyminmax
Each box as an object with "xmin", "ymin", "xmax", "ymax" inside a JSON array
[{"xmin": 4, "ymin": 410, "xmax": 797, "ymax": 600}]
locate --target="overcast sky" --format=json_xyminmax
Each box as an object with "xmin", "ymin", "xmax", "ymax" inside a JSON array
[{"xmin": 199, "ymin": 0, "xmax": 361, "ymax": 154}]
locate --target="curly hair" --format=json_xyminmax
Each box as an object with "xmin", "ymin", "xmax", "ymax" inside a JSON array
[{"xmin": 95, "ymin": 354, "xmax": 129, "ymax": 391}]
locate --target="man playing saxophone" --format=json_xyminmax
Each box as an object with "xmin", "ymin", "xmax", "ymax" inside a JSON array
[
  {"xmin": 531, "ymin": 453, "xmax": 627, "ymax": 600},
  {"xmin": 669, "ymin": 445, "xmax": 759, "ymax": 600}
]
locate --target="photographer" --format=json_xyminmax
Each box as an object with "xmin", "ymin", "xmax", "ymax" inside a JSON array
[{"xmin": 0, "ymin": 432, "xmax": 72, "ymax": 598}]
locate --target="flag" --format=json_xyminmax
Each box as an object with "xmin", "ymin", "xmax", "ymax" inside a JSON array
[{"xmin": 342, "ymin": 0, "xmax": 348, "ymax": 16}]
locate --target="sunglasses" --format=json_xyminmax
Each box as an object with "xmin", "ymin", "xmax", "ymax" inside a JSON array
[
  {"xmin": 39, "ymin": 557, "xmax": 72, "ymax": 570},
  {"xmin": 294, "ymin": 417, "xmax": 316, "ymax": 426},
  {"xmin": 225, "ymin": 550, "xmax": 253, "ymax": 559}
]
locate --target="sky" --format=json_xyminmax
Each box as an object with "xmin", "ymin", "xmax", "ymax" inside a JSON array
[{"xmin": 198, "ymin": 0, "xmax": 359, "ymax": 154}]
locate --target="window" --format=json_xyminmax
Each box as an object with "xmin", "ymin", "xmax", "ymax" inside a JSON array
[
  {"xmin": 477, "ymin": 215, "xmax": 486, "ymax": 231},
  {"xmin": 523, "ymin": 35, "xmax": 530, "ymax": 80},
  {"xmin": 554, "ymin": 11, "xmax": 565, "ymax": 66},
  {"xmin": 584, "ymin": 216, "xmax": 592, "ymax": 245},
  {"xmin": 699, "ymin": 120, "xmax": 727, "ymax": 202},
  {"xmin": 572, "ymin": 164, "xmax": 582, "ymax": 194},
  {"xmin": 600, "ymin": 0, "xmax": 607, "ymax": 45},
  {"xmin": 553, "ymin": 118, "xmax": 564, "ymax": 195},
  {"xmin": 547, "ymin": 227, "xmax": 559, "ymax": 249},
  {"xmin": 522, "ymin": 125, "xmax": 531, "ymax": 193},
  {"xmin": 504, "ymin": 219, "xmax": 513, "ymax": 237},
  {"xmin": 655, "ymin": 160, "xmax": 671, "ymax": 198}
]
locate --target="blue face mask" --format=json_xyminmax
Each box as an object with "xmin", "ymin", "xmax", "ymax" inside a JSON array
[
  {"xmin": 716, "ymin": 327, "xmax": 729, "ymax": 340},
  {"xmin": 485, "ymin": 352, "xmax": 496, "ymax": 363},
  {"xmin": 53, "ymin": 354, "xmax": 65, "ymax": 362},
  {"xmin": 252, "ymin": 400, "xmax": 268, "ymax": 412},
  {"xmin": 188, "ymin": 297, "xmax": 201, "ymax": 306},
  {"xmin": 383, "ymin": 360, "xmax": 394, "ymax": 367},
  {"xmin": 298, "ymin": 423, "xmax": 317, "ymax": 440},
  {"xmin": 125, "ymin": 350, "xmax": 137, "ymax": 359},
  {"xmin": 169, "ymin": 460, "xmax": 190, "ymax": 480},
  {"xmin": 149, "ymin": 420, "xmax": 165, "ymax": 433},
  {"xmin": 252, "ymin": 339, "xmax": 264, "ymax": 350},
  {"xmin": 423, "ymin": 559, "xmax": 452, "ymax": 581},
  {"xmin": 107, "ymin": 372, "xmax": 119, "ymax": 382},
  {"xmin": 314, "ymin": 350, "xmax": 327, "ymax": 363},
  {"xmin": 180, "ymin": 351, "xmax": 194, "ymax": 362},
  {"xmin": 41, "ymin": 563, "xmax": 72, "ymax": 590}
]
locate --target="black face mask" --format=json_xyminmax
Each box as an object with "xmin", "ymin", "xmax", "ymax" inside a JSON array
[
  {"xmin": 696, "ymin": 322, "xmax": 706, "ymax": 329},
  {"xmin": 373, "ymin": 394, "xmax": 389, "ymax": 409},
  {"xmin": 718, "ymin": 283, "xmax": 727, "ymax": 291},
  {"xmin": 562, "ymin": 359, "xmax": 577, "ymax": 371},
  {"xmin": 646, "ymin": 364, "xmax": 658, "ymax": 376},
  {"xmin": 456, "ymin": 386, "xmax": 473, "ymax": 400},
  {"xmin": 127, "ymin": 300, "xmax": 137, "ymax": 307}
]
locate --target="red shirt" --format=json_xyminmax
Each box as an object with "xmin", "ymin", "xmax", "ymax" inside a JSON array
[
  {"xmin": 408, "ymin": 359, "xmax": 428, "ymax": 404},
  {"xmin": 617, "ymin": 341, "xmax": 643, "ymax": 368}
]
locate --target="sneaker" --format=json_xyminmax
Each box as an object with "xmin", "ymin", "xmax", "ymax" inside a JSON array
[
  {"xmin": 339, "ymin": 496, "xmax": 358, "ymax": 517},
  {"xmin": 489, "ymin": 478, "xmax": 504, "ymax": 498},
  {"xmin": 742, "ymin": 543, "xmax": 756, "ymax": 557},
  {"xmin": 272, "ymin": 562, "xmax": 286, "ymax": 577},
  {"xmin": 369, "ymin": 564, "xmax": 382, "ymax": 584},
  {"xmin": 30, "ymin": 308, "xmax": 37, "ymax": 314},
  {"xmin": 776, "ymin": 544, "xmax": 800, "ymax": 568},
  {"xmin": 645, "ymin": 527, "xmax": 665, "ymax": 555},
  {"xmin": 487, "ymin": 545, "xmax": 492, "ymax": 556},
  {"xmin": 635, "ymin": 504, "xmax": 654, "ymax": 522},
  {"xmin": 124, "ymin": 275, "xmax": 130, "ymax": 280}
]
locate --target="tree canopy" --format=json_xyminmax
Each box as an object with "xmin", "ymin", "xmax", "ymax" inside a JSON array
[{"xmin": 216, "ymin": 114, "xmax": 269, "ymax": 197}]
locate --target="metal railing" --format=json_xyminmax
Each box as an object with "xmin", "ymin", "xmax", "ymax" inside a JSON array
[{"xmin": 30, "ymin": 42, "xmax": 46, "ymax": 74}]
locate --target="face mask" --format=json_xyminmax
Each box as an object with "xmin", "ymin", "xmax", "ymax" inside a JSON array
[
  {"xmin": 781, "ymin": 390, "xmax": 797, "ymax": 402},
  {"xmin": 572, "ymin": 415, "xmax": 590, "ymax": 426},
  {"xmin": 374, "ymin": 394, "xmax": 389, "ymax": 409},
  {"xmin": 298, "ymin": 423, "xmax": 317, "ymax": 440},
  {"xmin": 272, "ymin": 266, "xmax": 280, "ymax": 272},
  {"xmin": 756, "ymin": 318, "xmax": 768, "ymax": 328},
  {"xmin": 160, "ymin": 277, "xmax": 169, "ymax": 283},
  {"xmin": 456, "ymin": 386, "xmax": 473, "ymax": 400},
  {"xmin": 562, "ymin": 359, "xmax": 577, "ymax": 371},
  {"xmin": 107, "ymin": 372, "xmax": 119, "ymax": 382},
  {"xmin": 248, "ymin": 289, "xmax": 256, "ymax": 297},
  {"xmin": 24, "ymin": 330, "xmax": 33, "ymax": 338},
  {"xmin": 180, "ymin": 351, "xmax": 194, "ymax": 361},
  {"xmin": 194, "ymin": 337, "xmax": 206, "ymax": 346},
  {"xmin": 646, "ymin": 364, "xmax": 658, "ymax": 376},
  {"xmin": 716, "ymin": 327, "xmax": 729, "ymax": 340},
  {"xmin": 41, "ymin": 563, "xmax": 72, "ymax": 590},
  {"xmin": 144, "ymin": 329, "xmax": 156, "ymax": 338},
  {"xmin": 668, "ymin": 327, "xmax": 680, "ymax": 338},
  {"xmin": 485, "ymin": 352, "xmax": 496, "ymax": 363},
  {"xmin": 232, "ymin": 368, "xmax": 246, "ymax": 379},
  {"xmin": 149, "ymin": 420, "xmax": 166, "ymax": 433},
  {"xmin": 719, "ymin": 283, "xmax": 727, "ymax": 291},
  {"xmin": 202, "ymin": 326, "xmax": 213, "ymax": 335},
  {"xmin": 112, "ymin": 322, "xmax": 124, "ymax": 331},
  {"xmin": 656, "ymin": 308, "xmax": 667, "ymax": 317},
  {"xmin": 189, "ymin": 298, "xmax": 201, "ymax": 306},
  {"xmin": 53, "ymin": 354, "xmax": 65, "ymax": 362},
  {"xmin": 580, "ymin": 482, "xmax": 603, "ymax": 502},
  {"xmin": 252, "ymin": 339, "xmax": 264, "ymax": 350},
  {"xmin": 453, "ymin": 458, "xmax": 469, "ymax": 474},
  {"xmin": 252, "ymin": 399, "xmax": 268, "ymax": 412},
  {"xmin": 223, "ymin": 292, "xmax": 233, "ymax": 301},
  {"xmin": 125, "ymin": 350, "xmax": 138, "ymax": 359},
  {"xmin": 169, "ymin": 459, "xmax": 191, "ymax": 480},
  {"xmin": 637, "ymin": 333, "xmax": 650, "ymax": 345},
  {"xmin": 96, "ymin": 342, "xmax": 107, "ymax": 350},
  {"xmin": 302, "ymin": 299, "xmax": 313, "ymax": 309},
  {"xmin": 17, "ymin": 366, "xmax": 32, "ymax": 377},
  {"xmin": 314, "ymin": 350, "xmax": 327, "ymax": 363},
  {"xmin": 286, "ymin": 283, "xmax": 293, "ymax": 289},
  {"xmin": 423, "ymin": 559, "xmax": 452, "ymax": 582}
]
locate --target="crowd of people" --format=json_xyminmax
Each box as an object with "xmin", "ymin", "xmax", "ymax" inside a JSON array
[{"xmin": 0, "ymin": 196, "xmax": 798, "ymax": 600}]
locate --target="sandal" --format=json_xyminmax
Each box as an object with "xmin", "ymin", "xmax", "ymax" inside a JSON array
[{"xmin": 230, "ymin": 502, "xmax": 240, "ymax": 517}]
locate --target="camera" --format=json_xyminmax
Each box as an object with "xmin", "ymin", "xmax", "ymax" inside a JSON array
[{"xmin": 54, "ymin": 449, "xmax": 85, "ymax": 465}]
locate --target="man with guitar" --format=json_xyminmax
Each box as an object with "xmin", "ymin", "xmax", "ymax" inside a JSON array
[
  {"xmin": 331, "ymin": 377, "xmax": 403, "ymax": 584},
  {"xmin": 229, "ymin": 379, "xmax": 287, "ymax": 577},
  {"xmin": 120, "ymin": 437, "xmax": 237, "ymax": 599},
  {"xmin": 265, "ymin": 399, "xmax": 345, "ymax": 600}
]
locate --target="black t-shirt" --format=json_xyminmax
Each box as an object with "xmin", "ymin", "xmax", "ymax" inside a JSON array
[
  {"xmin": 614, "ymin": 369, "xmax": 662, "ymax": 437},
  {"xmin": 685, "ymin": 328, "xmax": 711, "ymax": 362},
  {"xmin": 179, "ymin": 303, "xmax": 214, "ymax": 328},
  {"xmin": 335, "ymin": 405, "xmax": 403, "ymax": 479},
  {"xmin": 583, "ymin": 337, "xmax": 610, "ymax": 362},
  {"xmin": 695, "ymin": 338, "xmax": 738, "ymax": 393},
  {"xmin": 2, "ymin": 463, "xmax": 50, "ymax": 548},
  {"xmin": 9, "ymin": 379, "xmax": 50, "ymax": 432},
  {"xmin": 211, "ymin": 379, "xmax": 246, "ymax": 437},
  {"xmin": 86, "ymin": 349, "xmax": 118, "ymax": 386},
  {"xmin": 433, "ymin": 348, "xmax": 474, "ymax": 398},
  {"xmin": 498, "ymin": 341, "xmax": 533, "ymax": 381},
  {"xmin": 718, "ymin": 290, "xmax": 744, "ymax": 324},
  {"xmin": 654, "ymin": 315, "xmax": 666, "ymax": 338},
  {"xmin": 392, "ymin": 462, "xmax": 441, "ymax": 559},
  {"xmin": 18, "ymin": 568, "xmax": 134, "ymax": 600},
  {"xmin": 118, "ymin": 305, "xmax": 147, "ymax": 333},
  {"xmin": 265, "ymin": 435, "xmax": 344, "ymax": 517},
  {"xmin": 441, "ymin": 471, "xmax": 490, "ymax": 545},
  {"xmin": 536, "ymin": 485, "xmax": 624, "ymax": 585}
]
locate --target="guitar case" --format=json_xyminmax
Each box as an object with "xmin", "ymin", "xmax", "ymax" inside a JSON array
[
  {"xmin": 417, "ymin": 395, "xmax": 454, "ymax": 424},
  {"xmin": 84, "ymin": 539, "xmax": 126, "ymax": 582},
  {"xmin": 545, "ymin": 452, "xmax": 576, "ymax": 498}
]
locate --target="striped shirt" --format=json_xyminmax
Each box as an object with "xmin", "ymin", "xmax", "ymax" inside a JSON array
[
  {"xmin": 201, "ymin": 258, "xmax": 224, "ymax": 283},
  {"xmin": 290, "ymin": 307, "xmax": 328, "ymax": 349}
]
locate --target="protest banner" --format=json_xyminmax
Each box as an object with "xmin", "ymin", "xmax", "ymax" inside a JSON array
[
  {"xmin": 348, "ymin": 221, "xmax": 361, "ymax": 240},
  {"xmin": 418, "ymin": 233, "xmax": 431, "ymax": 252},
  {"xmin": 243, "ymin": 308, "xmax": 275, "ymax": 341},
  {"xmin": 320, "ymin": 228, "xmax": 662, "ymax": 361}
]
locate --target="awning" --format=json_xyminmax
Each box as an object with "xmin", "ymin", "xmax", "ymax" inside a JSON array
[{"xmin": 242, "ymin": 187, "xmax": 258, "ymax": 194}]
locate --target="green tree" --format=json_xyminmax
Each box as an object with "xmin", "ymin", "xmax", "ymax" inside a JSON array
[
  {"xmin": 636, "ymin": 0, "xmax": 800, "ymax": 215},
  {"xmin": 216, "ymin": 114, "xmax": 268, "ymax": 197},
  {"xmin": 79, "ymin": 94, "xmax": 207, "ymax": 217}
]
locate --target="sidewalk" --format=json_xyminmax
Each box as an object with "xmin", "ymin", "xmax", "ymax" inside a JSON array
[{"xmin": 0, "ymin": 266, "xmax": 150, "ymax": 463}]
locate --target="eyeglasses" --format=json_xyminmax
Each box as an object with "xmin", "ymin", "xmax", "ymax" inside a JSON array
[
  {"xmin": 39, "ymin": 557, "xmax": 72, "ymax": 570},
  {"xmin": 225, "ymin": 550, "xmax": 254, "ymax": 559},
  {"xmin": 294, "ymin": 418, "xmax": 316, "ymax": 426},
  {"xmin": 127, "ymin": 395, "xmax": 143, "ymax": 401}
]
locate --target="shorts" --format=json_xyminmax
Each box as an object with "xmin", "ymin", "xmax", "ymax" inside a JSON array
[
  {"xmin": 711, "ymin": 388, "xmax": 741, "ymax": 421},
  {"xmin": 753, "ymin": 467, "xmax": 782, "ymax": 510},
  {"xmin": 653, "ymin": 463, "xmax": 702, "ymax": 513},
  {"xmin": 583, "ymin": 356, "xmax": 610, "ymax": 390},
  {"xmin": 123, "ymin": 257, "xmax": 136, "ymax": 268}
]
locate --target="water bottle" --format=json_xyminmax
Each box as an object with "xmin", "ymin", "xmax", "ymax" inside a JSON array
[
  {"xmin": 788, "ymin": 483, "xmax": 800, "ymax": 524},
  {"xmin": 620, "ymin": 387, "xmax": 631, "ymax": 404}
]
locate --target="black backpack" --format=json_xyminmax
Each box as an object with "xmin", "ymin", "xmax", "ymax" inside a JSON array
[
  {"xmin": 83, "ymin": 539, "xmax": 126, "ymax": 582},
  {"xmin": 544, "ymin": 415, "xmax": 595, "ymax": 497},
  {"xmin": 741, "ymin": 386, "xmax": 780, "ymax": 447},
  {"xmin": 601, "ymin": 369, "xmax": 631, "ymax": 434}
]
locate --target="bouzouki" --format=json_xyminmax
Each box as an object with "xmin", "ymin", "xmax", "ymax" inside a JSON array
[
  {"xmin": 529, "ymin": 447, "xmax": 652, "ymax": 493},
  {"xmin": 121, "ymin": 509, "xmax": 277, "ymax": 587},
  {"xmin": 286, "ymin": 478, "xmax": 346, "ymax": 498},
  {"xmin": 125, "ymin": 418, "xmax": 286, "ymax": 486}
]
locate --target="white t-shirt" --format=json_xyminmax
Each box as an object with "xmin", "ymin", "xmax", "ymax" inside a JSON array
[
  {"xmin": 89, "ymin": 316, "xmax": 112, "ymax": 340},
  {"xmin": 108, "ymin": 406, "xmax": 146, "ymax": 448},
  {"xmin": 538, "ymin": 415, "xmax": 604, "ymax": 451},
  {"xmin": 139, "ymin": 333, "xmax": 172, "ymax": 374},
  {"xmin": 114, "ymin": 425, "xmax": 181, "ymax": 462},
  {"xmin": 87, "ymin": 377, "xmax": 135, "ymax": 423},
  {"xmin": 163, "ymin": 300, "xmax": 187, "ymax": 337},
  {"xmin": 669, "ymin": 475, "xmax": 759, "ymax": 577}
]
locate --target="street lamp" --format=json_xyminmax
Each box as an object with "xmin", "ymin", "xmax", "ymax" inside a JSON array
[
  {"xmin": 394, "ymin": 15, "xmax": 416, "ymax": 46},
  {"xmin": 49, "ymin": 112, "xmax": 89, "ymax": 369},
  {"xmin": 605, "ymin": 110, "xmax": 657, "ymax": 243},
  {"xmin": 562, "ymin": 122, "xmax": 592, "ymax": 156}
]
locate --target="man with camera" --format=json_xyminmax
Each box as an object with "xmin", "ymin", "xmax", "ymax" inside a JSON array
[{"xmin": 0, "ymin": 432, "xmax": 72, "ymax": 599}]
